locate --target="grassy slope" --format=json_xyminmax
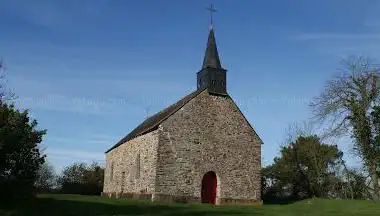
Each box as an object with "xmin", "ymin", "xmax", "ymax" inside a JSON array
[{"xmin": 1, "ymin": 194, "xmax": 380, "ymax": 216}]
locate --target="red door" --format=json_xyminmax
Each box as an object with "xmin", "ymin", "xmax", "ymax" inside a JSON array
[{"xmin": 201, "ymin": 171, "xmax": 217, "ymax": 204}]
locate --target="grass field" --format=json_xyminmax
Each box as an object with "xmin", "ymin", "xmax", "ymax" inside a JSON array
[{"xmin": 1, "ymin": 194, "xmax": 380, "ymax": 216}]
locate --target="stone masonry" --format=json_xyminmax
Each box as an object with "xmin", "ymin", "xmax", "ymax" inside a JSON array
[
  {"xmin": 103, "ymin": 130, "xmax": 159, "ymax": 198},
  {"xmin": 155, "ymin": 90, "xmax": 261, "ymax": 204},
  {"xmin": 103, "ymin": 90, "xmax": 262, "ymax": 204}
]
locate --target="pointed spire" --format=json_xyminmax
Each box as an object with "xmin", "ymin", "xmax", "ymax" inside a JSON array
[
  {"xmin": 197, "ymin": 4, "xmax": 227, "ymax": 95},
  {"xmin": 202, "ymin": 27, "xmax": 222, "ymax": 69}
]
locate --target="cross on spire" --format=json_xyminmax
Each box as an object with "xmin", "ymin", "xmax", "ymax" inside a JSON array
[
  {"xmin": 197, "ymin": 4, "xmax": 227, "ymax": 95},
  {"xmin": 206, "ymin": 4, "xmax": 217, "ymax": 28}
]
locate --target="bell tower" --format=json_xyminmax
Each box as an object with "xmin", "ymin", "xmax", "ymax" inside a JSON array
[{"xmin": 197, "ymin": 5, "xmax": 227, "ymax": 95}]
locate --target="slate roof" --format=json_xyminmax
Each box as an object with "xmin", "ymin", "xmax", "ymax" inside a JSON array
[
  {"xmin": 202, "ymin": 28, "xmax": 223, "ymax": 70},
  {"xmin": 105, "ymin": 89, "xmax": 205, "ymax": 153}
]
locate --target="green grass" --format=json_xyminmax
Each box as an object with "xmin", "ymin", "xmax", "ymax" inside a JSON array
[{"xmin": 1, "ymin": 194, "xmax": 380, "ymax": 216}]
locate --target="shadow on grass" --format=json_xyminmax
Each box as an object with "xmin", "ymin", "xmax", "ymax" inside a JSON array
[
  {"xmin": 263, "ymin": 199, "xmax": 299, "ymax": 205},
  {"xmin": 1, "ymin": 196, "xmax": 263, "ymax": 216},
  {"xmin": 262, "ymin": 195, "xmax": 308, "ymax": 205}
]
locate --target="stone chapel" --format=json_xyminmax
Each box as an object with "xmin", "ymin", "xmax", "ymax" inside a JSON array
[{"xmin": 103, "ymin": 25, "xmax": 263, "ymax": 205}]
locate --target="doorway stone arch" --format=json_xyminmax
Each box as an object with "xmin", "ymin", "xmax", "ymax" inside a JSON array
[{"xmin": 201, "ymin": 171, "xmax": 220, "ymax": 204}]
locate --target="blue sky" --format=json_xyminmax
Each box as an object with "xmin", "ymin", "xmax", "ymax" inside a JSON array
[{"xmin": 1, "ymin": 0, "xmax": 379, "ymax": 171}]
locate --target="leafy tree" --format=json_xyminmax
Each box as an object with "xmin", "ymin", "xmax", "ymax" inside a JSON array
[
  {"xmin": 262, "ymin": 135, "xmax": 343, "ymax": 201},
  {"xmin": 0, "ymin": 103, "xmax": 46, "ymax": 200},
  {"xmin": 58, "ymin": 162, "xmax": 104, "ymax": 195},
  {"xmin": 310, "ymin": 56, "xmax": 380, "ymax": 198},
  {"xmin": 84, "ymin": 162, "xmax": 104, "ymax": 194},
  {"xmin": 35, "ymin": 162, "xmax": 56, "ymax": 192}
]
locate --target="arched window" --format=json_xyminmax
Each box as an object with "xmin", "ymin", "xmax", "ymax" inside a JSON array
[{"xmin": 135, "ymin": 153, "xmax": 141, "ymax": 179}]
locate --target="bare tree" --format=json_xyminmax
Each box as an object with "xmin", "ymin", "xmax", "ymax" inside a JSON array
[
  {"xmin": 310, "ymin": 56, "xmax": 380, "ymax": 199},
  {"xmin": 283, "ymin": 120, "xmax": 315, "ymax": 147},
  {"xmin": 0, "ymin": 59, "xmax": 15, "ymax": 102},
  {"xmin": 0, "ymin": 59, "xmax": 6, "ymax": 101}
]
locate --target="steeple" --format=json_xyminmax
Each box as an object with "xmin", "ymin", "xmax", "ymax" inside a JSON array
[
  {"xmin": 202, "ymin": 27, "xmax": 222, "ymax": 69},
  {"xmin": 196, "ymin": 28, "xmax": 227, "ymax": 95},
  {"xmin": 197, "ymin": 5, "xmax": 227, "ymax": 96}
]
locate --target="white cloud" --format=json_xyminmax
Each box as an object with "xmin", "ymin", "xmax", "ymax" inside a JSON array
[
  {"xmin": 14, "ymin": 93, "xmax": 123, "ymax": 115},
  {"xmin": 46, "ymin": 148, "xmax": 104, "ymax": 162},
  {"xmin": 46, "ymin": 134, "xmax": 116, "ymax": 147},
  {"xmin": 290, "ymin": 31, "xmax": 380, "ymax": 59},
  {"xmin": 291, "ymin": 33, "xmax": 380, "ymax": 41},
  {"xmin": 46, "ymin": 148, "xmax": 106, "ymax": 172},
  {"xmin": 41, "ymin": 135, "xmax": 113, "ymax": 171},
  {"xmin": 289, "ymin": 1, "xmax": 380, "ymax": 59},
  {"xmin": 8, "ymin": 75, "xmax": 193, "ymax": 115}
]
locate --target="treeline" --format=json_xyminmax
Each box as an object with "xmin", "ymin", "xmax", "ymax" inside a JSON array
[
  {"xmin": 261, "ymin": 135, "xmax": 369, "ymax": 203},
  {"xmin": 35, "ymin": 162, "xmax": 104, "ymax": 195},
  {"xmin": 0, "ymin": 61, "xmax": 104, "ymax": 200},
  {"xmin": 263, "ymin": 56, "xmax": 380, "ymax": 203},
  {"xmin": 0, "ymin": 61, "xmax": 46, "ymax": 200},
  {"xmin": 0, "ymin": 102, "xmax": 46, "ymax": 200}
]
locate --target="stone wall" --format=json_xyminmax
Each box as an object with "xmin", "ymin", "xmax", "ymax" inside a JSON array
[
  {"xmin": 154, "ymin": 91, "xmax": 262, "ymax": 203},
  {"xmin": 103, "ymin": 130, "xmax": 159, "ymax": 196}
]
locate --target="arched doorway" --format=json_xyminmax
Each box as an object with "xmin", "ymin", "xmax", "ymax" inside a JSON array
[{"xmin": 201, "ymin": 171, "xmax": 217, "ymax": 204}]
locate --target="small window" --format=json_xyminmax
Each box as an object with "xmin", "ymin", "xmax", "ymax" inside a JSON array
[
  {"xmin": 110, "ymin": 162, "xmax": 114, "ymax": 182},
  {"xmin": 135, "ymin": 153, "xmax": 141, "ymax": 179},
  {"xmin": 121, "ymin": 171, "xmax": 126, "ymax": 191}
]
